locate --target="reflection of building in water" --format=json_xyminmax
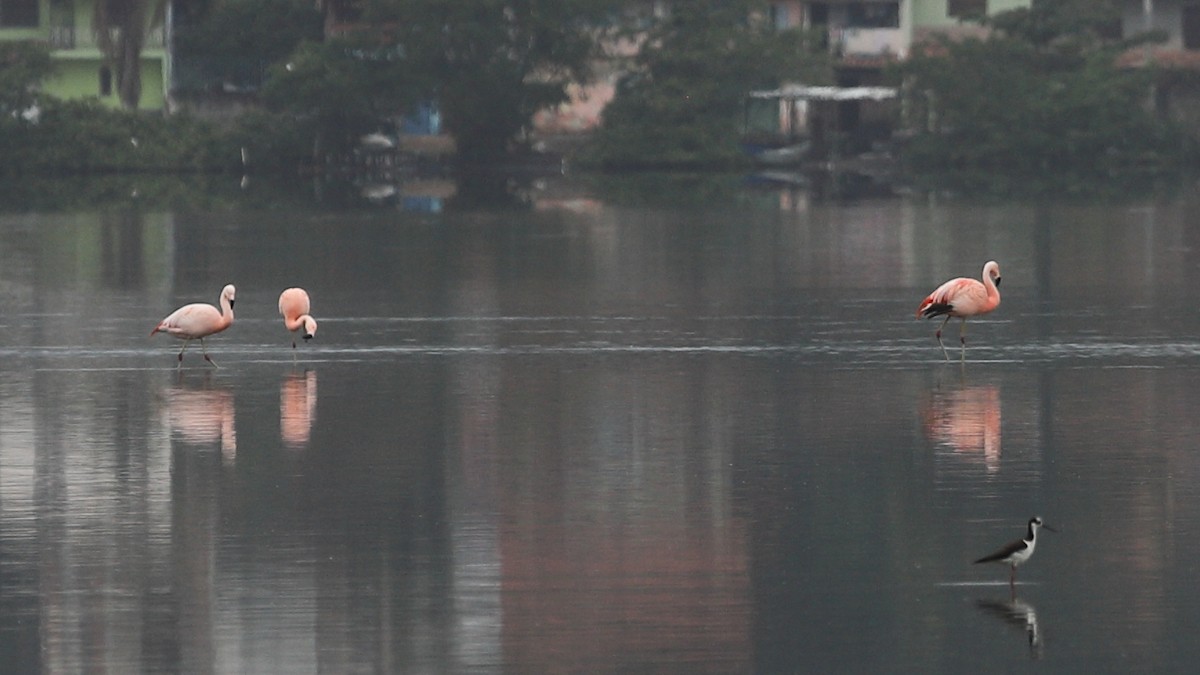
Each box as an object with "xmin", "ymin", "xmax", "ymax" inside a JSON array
[
  {"xmin": 493, "ymin": 362, "xmax": 752, "ymax": 672},
  {"xmin": 0, "ymin": 369, "xmax": 177, "ymax": 672},
  {"xmin": 162, "ymin": 380, "xmax": 237, "ymax": 463},
  {"xmin": 432, "ymin": 230, "xmax": 752, "ymax": 671},
  {"xmin": 447, "ymin": 233, "xmax": 503, "ymax": 669},
  {"xmin": 499, "ymin": 515, "xmax": 749, "ymax": 672},
  {"xmin": 280, "ymin": 370, "xmax": 318, "ymax": 448},
  {"xmin": 922, "ymin": 384, "xmax": 1001, "ymax": 474}
]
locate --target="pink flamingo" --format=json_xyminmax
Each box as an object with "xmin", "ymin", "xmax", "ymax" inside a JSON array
[
  {"xmin": 151, "ymin": 284, "xmax": 236, "ymax": 367},
  {"xmin": 916, "ymin": 261, "xmax": 1001, "ymax": 361},
  {"xmin": 279, "ymin": 287, "xmax": 318, "ymax": 349}
]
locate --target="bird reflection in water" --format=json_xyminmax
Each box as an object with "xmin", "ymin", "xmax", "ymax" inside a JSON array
[
  {"xmin": 921, "ymin": 383, "xmax": 1001, "ymax": 473},
  {"xmin": 162, "ymin": 374, "xmax": 237, "ymax": 464},
  {"xmin": 976, "ymin": 597, "xmax": 1043, "ymax": 660},
  {"xmin": 280, "ymin": 370, "xmax": 317, "ymax": 449}
]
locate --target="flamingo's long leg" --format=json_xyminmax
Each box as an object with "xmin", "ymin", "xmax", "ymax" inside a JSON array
[
  {"xmin": 200, "ymin": 338, "xmax": 219, "ymax": 368},
  {"xmin": 959, "ymin": 319, "xmax": 969, "ymax": 362},
  {"xmin": 177, "ymin": 338, "xmax": 191, "ymax": 364},
  {"xmin": 935, "ymin": 315, "xmax": 952, "ymax": 361}
]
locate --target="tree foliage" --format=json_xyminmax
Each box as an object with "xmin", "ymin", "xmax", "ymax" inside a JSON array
[
  {"xmin": 899, "ymin": 0, "xmax": 1187, "ymax": 175},
  {"xmin": 0, "ymin": 98, "xmax": 241, "ymax": 173},
  {"xmin": 583, "ymin": 2, "xmax": 832, "ymax": 169},
  {"xmin": 0, "ymin": 42, "xmax": 53, "ymax": 121},
  {"xmin": 174, "ymin": 0, "xmax": 323, "ymax": 92},
  {"xmin": 261, "ymin": 37, "xmax": 424, "ymax": 158},
  {"xmin": 359, "ymin": 0, "xmax": 619, "ymax": 162},
  {"xmin": 986, "ymin": 0, "xmax": 1125, "ymax": 50}
]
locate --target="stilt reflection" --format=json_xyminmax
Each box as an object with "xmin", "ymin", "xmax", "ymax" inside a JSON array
[{"xmin": 976, "ymin": 597, "xmax": 1043, "ymax": 660}]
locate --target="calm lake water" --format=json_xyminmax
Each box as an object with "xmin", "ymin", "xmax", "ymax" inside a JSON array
[{"xmin": 2, "ymin": 171, "xmax": 1200, "ymax": 672}]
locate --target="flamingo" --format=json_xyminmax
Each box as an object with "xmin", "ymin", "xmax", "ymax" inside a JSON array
[
  {"xmin": 279, "ymin": 287, "xmax": 318, "ymax": 349},
  {"xmin": 916, "ymin": 261, "xmax": 1001, "ymax": 361},
  {"xmin": 151, "ymin": 284, "xmax": 236, "ymax": 367}
]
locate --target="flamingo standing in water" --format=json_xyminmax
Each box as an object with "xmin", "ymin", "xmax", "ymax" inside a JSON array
[
  {"xmin": 916, "ymin": 261, "xmax": 1001, "ymax": 361},
  {"xmin": 279, "ymin": 287, "xmax": 318, "ymax": 350},
  {"xmin": 151, "ymin": 284, "xmax": 236, "ymax": 367}
]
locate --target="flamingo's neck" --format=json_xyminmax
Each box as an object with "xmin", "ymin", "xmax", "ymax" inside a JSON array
[{"xmin": 983, "ymin": 266, "xmax": 1000, "ymax": 303}]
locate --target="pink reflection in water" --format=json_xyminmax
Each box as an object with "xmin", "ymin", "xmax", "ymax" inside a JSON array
[
  {"xmin": 922, "ymin": 383, "xmax": 1002, "ymax": 473},
  {"xmin": 162, "ymin": 378, "xmax": 237, "ymax": 463},
  {"xmin": 280, "ymin": 370, "xmax": 318, "ymax": 449}
]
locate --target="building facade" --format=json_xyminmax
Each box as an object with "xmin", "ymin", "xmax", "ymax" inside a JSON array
[{"xmin": 0, "ymin": 0, "xmax": 170, "ymax": 110}]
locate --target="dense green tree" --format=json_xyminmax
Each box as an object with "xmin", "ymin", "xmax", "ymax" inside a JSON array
[
  {"xmin": 0, "ymin": 42, "xmax": 53, "ymax": 121},
  {"xmin": 260, "ymin": 37, "xmax": 424, "ymax": 160},
  {"xmin": 174, "ymin": 0, "xmax": 323, "ymax": 92},
  {"xmin": 583, "ymin": 2, "xmax": 832, "ymax": 169},
  {"xmin": 986, "ymin": 0, "xmax": 1125, "ymax": 50},
  {"xmin": 899, "ymin": 0, "xmax": 1185, "ymax": 174},
  {"xmin": 361, "ymin": 0, "xmax": 621, "ymax": 162}
]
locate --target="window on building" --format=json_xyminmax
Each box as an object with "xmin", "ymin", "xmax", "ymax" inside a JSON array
[
  {"xmin": 99, "ymin": 67, "xmax": 113, "ymax": 97},
  {"xmin": 808, "ymin": 3, "xmax": 829, "ymax": 27},
  {"xmin": 947, "ymin": 0, "xmax": 987, "ymax": 19},
  {"xmin": 847, "ymin": 2, "xmax": 900, "ymax": 29},
  {"xmin": 1185, "ymin": 6, "xmax": 1200, "ymax": 49},
  {"xmin": 0, "ymin": 0, "xmax": 40, "ymax": 27},
  {"xmin": 770, "ymin": 3, "xmax": 791, "ymax": 30}
]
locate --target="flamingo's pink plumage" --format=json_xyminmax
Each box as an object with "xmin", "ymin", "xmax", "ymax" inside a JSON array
[
  {"xmin": 151, "ymin": 284, "xmax": 236, "ymax": 367},
  {"xmin": 279, "ymin": 287, "xmax": 318, "ymax": 349},
  {"xmin": 916, "ymin": 261, "xmax": 1001, "ymax": 361}
]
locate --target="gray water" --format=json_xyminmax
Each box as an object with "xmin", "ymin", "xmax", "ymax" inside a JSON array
[{"xmin": 2, "ymin": 173, "xmax": 1200, "ymax": 672}]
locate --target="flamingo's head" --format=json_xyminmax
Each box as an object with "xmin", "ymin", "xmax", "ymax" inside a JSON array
[
  {"xmin": 984, "ymin": 261, "xmax": 1001, "ymax": 288},
  {"xmin": 302, "ymin": 316, "xmax": 317, "ymax": 340}
]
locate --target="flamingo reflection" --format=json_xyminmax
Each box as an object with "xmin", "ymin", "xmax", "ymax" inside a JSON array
[
  {"xmin": 281, "ymin": 370, "xmax": 318, "ymax": 448},
  {"xmin": 162, "ymin": 376, "xmax": 237, "ymax": 463},
  {"xmin": 921, "ymin": 384, "xmax": 1002, "ymax": 473},
  {"xmin": 976, "ymin": 597, "xmax": 1043, "ymax": 659}
]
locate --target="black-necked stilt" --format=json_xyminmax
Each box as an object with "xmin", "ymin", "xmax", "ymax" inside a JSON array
[{"xmin": 973, "ymin": 516, "xmax": 1056, "ymax": 587}]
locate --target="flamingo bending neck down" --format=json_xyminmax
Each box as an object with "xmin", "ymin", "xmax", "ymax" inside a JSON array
[
  {"xmin": 279, "ymin": 287, "xmax": 318, "ymax": 350},
  {"xmin": 916, "ymin": 261, "xmax": 1001, "ymax": 362},
  {"xmin": 151, "ymin": 284, "xmax": 236, "ymax": 367}
]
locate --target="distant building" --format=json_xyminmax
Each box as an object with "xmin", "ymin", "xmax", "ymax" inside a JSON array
[
  {"xmin": 767, "ymin": 0, "xmax": 1032, "ymax": 78},
  {"xmin": 1118, "ymin": 0, "xmax": 1200, "ymax": 140},
  {"xmin": 1120, "ymin": 0, "xmax": 1200, "ymax": 53},
  {"xmin": 0, "ymin": 0, "xmax": 171, "ymax": 110},
  {"xmin": 745, "ymin": 0, "xmax": 1030, "ymax": 152},
  {"xmin": 536, "ymin": 1, "xmax": 1032, "ymax": 140}
]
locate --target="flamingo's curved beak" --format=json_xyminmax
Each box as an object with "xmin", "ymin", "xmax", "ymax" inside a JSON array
[
  {"xmin": 994, "ymin": 276, "xmax": 1001, "ymax": 288},
  {"xmin": 1042, "ymin": 523, "xmax": 1057, "ymax": 533}
]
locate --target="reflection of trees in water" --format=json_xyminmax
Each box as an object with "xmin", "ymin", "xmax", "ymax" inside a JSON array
[
  {"xmin": 297, "ymin": 362, "xmax": 455, "ymax": 671},
  {"xmin": 101, "ymin": 207, "xmax": 145, "ymax": 288}
]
